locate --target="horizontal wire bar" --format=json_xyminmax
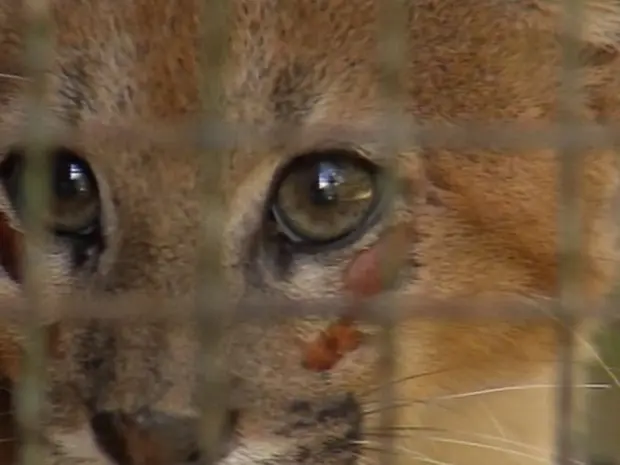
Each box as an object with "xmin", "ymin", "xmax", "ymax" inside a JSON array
[
  {"xmin": 0, "ymin": 292, "xmax": 617, "ymax": 324},
  {"xmin": 3, "ymin": 119, "xmax": 620, "ymax": 157}
]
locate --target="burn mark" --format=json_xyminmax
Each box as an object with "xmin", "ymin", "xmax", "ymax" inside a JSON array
[{"xmin": 301, "ymin": 225, "xmax": 414, "ymax": 372}]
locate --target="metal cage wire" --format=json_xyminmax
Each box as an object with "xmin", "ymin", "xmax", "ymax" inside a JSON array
[{"xmin": 8, "ymin": 0, "xmax": 620, "ymax": 464}]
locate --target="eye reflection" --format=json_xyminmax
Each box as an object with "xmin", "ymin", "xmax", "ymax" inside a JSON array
[{"xmin": 312, "ymin": 162, "xmax": 344, "ymax": 205}]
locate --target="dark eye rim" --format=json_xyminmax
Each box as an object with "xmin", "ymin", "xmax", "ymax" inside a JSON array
[
  {"xmin": 266, "ymin": 149, "xmax": 390, "ymax": 254},
  {"xmin": 0, "ymin": 146, "xmax": 101, "ymax": 236}
]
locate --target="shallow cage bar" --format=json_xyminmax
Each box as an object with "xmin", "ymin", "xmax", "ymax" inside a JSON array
[{"xmin": 8, "ymin": 0, "xmax": 620, "ymax": 464}]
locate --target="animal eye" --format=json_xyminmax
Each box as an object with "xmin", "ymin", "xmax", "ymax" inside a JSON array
[
  {"xmin": 269, "ymin": 150, "xmax": 384, "ymax": 248},
  {"xmin": 0, "ymin": 147, "xmax": 100, "ymax": 235}
]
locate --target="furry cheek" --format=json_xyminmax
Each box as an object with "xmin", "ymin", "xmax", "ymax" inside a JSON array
[
  {"xmin": 301, "ymin": 225, "xmax": 412, "ymax": 372},
  {"xmin": 301, "ymin": 240, "xmax": 387, "ymax": 372}
]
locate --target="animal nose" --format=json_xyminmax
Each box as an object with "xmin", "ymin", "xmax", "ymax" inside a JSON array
[
  {"xmin": 132, "ymin": 410, "xmax": 203, "ymax": 464},
  {"xmin": 91, "ymin": 409, "xmax": 239, "ymax": 465}
]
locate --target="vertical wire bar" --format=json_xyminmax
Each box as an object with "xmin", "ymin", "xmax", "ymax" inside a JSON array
[
  {"xmin": 197, "ymin": 1, "xmax": 230, "ymax": 464},
  {"xmin": 556, "ymin": 0, "xmax": 585, "ymax": 464},
  {"xmin": 16, "ymin": 1, "xmax": 54, "ymax": 465},
  {"xmin": 376, "ymin": 1, "xmax": 409, "ymax": 464}
]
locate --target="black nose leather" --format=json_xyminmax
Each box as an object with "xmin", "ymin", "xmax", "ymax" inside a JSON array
[{"xmin": 91, "ymin": 409, "xmax": 239, "ymax": 465}]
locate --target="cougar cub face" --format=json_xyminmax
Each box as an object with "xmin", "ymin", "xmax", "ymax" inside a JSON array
[{"xmin": 0, "ymin": 0, "xmax": 618, "ymax": 464}]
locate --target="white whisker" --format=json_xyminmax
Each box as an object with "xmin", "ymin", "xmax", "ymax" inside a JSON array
[
  {"xmin": 365, "ymin": 426, "xmax": 444, "ymax": 434},
  {"xmin": 426, "ymin": 436, "xmax": 577, "ymax": 465},
  {"xmin": 475, "ymin": 397, "xmax": 524, "ymax": 463},
  {"xmin": 360, "ymin": 368, "xmax": 455, "ymax": 397},
  {"xmin": 387, "ymin": 426, "xmax": 557, "ymax": 457},
  {"xmin": 354, "ymin": 453, "xmax": 379, "ymax": 465},
  {"xmin": 362, "ymin": 399, "xmax": 458, "ymax": 417},
  {"xmin": 534, "ymin": 298, "xmax": 620, "ymax": 390},
  {"xmin": 429, "ymin": 383, "xmax": 609, "ymax": 401},
  {"xmin": 478, "ymin": 399, "xmax": 508, "ymax": 440},
  {"xmin": 356, "ymin": 440, "xmax": 456, "ymax": 465},
  {"xmin": 0, "ymin": 73, "xmax": 27, "ymax": 82},
  {"xmin": 575, "ymin": 332, "xmax": 620, "ymax": 389},
  {"xmin": 364, "ymin": 427, "xmax": 443, "ymax": 440},
  {"xmin": 438, "ymin": 430, "xmax": 551, "ymax": 456},
  {"xmin": 362, "ymin": 400, "xmax": 433, "ymax": 416},
  {"xmin": 365, "ymin": 426, "xmax": 552, "ymax": 456}
]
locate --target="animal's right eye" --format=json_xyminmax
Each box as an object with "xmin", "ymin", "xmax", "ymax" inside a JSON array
[
  {"xmin": 0, "ymin": 147, "xmax": 104, "ymax": 273},
  {"xmin": 0, "ymin": 147, "xmax": 101, "ymax": 235}
]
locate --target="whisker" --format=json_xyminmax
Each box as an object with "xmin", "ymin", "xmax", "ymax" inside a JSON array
[
  {"xmin": 426, "ymin": 436, "xmax": 574, "ymax": 464},
  {"xmin": 443, "ymin": 430, "xmax": 554, "ymax": 457},
  {"xmin": 363, "ymin": 432, "xmax": 420, "ymax": 440},
  {"xmin": 427, "ymin": 383, "xmax": 609, "ymax": 402},
  {"xmin": 362, "ymin": 400, "xmax": 428, "ymax": 417},
  {"xmin": 362, "ymin": 399, "xmax": 458, "ymax": 417},
  {"xmin": 360, "ymin": 368, "xmax": 456, "ymax": 398},
  {"xmin": 477, "ymin": 398, "xmax": 508, "ymax": 443},
  {"xmin": 353, "ymin": 440, "xmax": 382, "ymax": 447},
  {"xmin": 361, "ymin": 427, "xmax": 585, "ymax": 465},
  {"xmin": 354, "ymin": 453, "xmax": 379, "ymax": 465},
  {"xmin": 575, "ymin": 332, "xmax": 620, "ymax": 389},
  {"xmin": 524, "ymin": 294, "xmax": 620, "ymax": 388},
  {"xmin": 371, "ymin": 426, "xmax": 552, "ymax": 456},
  {"xmin": 363, "ymin": 427, "xmax": 445, "ymax": 440},
  {"xmin": 357, "ymin": 441, "xmax": 455, "ymax": 465},
  {"xmin": 365, "ymin": 426, "xmax": 445, "ymax": 434},
  {"xmin": 531, "ymin": 295, "xmax": 620, "ymax": 390},
  {"xmin": 0, "ymin": 73, "xmax": 28, "ymax": 83}
]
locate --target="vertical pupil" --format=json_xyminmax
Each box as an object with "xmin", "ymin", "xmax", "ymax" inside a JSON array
[{"xmin": 310, "ymin": 162, "xmax": 343, "ymax": 205}]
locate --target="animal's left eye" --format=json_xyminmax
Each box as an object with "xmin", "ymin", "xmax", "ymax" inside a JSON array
[{"xmin": 269, "ymin": 150, "xmax": 385, "ymax": 249}]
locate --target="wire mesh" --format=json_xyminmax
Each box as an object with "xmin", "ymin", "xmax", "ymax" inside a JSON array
[{"xmin": 7, "ymin": 0, "xmax": 620, "ymax": 464}]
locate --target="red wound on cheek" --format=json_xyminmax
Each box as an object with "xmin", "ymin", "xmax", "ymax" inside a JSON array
[
  {"xmin": 301, "ymin": 317, "xmax": 363, "ymax": 371},
  {"xmin": 301, "ymin": 246, "xmax": 383, "ymax": 372},
  {"xmin": 343, "ymin": 245, "xmax": 384, "ymax": 297},
  {"xmin": 0, "ymin": 211, "xmax": 22, "ymax": 283}
]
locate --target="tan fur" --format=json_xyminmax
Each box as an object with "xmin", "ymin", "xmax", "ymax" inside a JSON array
[{"xmin": 0, "ymin": 0, "xmax": 619, "ymax": 464}]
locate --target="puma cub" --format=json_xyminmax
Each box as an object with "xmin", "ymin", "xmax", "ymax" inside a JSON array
[{"xmin": 0, "ymin": 0, "xmax": 619, "ymax": 464}]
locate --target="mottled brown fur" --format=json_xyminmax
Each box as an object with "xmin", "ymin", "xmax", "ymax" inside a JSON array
[{"xmin": 0, "ymin": 1, "xmax": 619, "ymax": 464}]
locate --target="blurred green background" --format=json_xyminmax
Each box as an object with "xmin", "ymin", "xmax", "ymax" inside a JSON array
[{"xmin": 587, "ymin": 324, "xmax": 620, "ymax": 464}]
